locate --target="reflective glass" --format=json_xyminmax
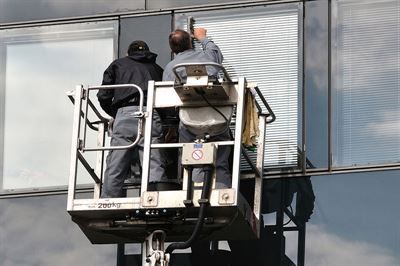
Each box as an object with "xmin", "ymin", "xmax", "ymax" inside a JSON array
[
  {"xmin": 304, "ymin": 0, "xmax": 329, "ymax": 169},
  {"xmin": 0, "ymin": 21, "xmax": 117, "ymax": 192},
  {"xmin": 175, "ymin": 3, "xmax": 301, "ymax": 168},
  {"xmin": 332, "ymin": 0, "xmax": 400, "ymax": 167},
  {"xmin": 301, "ymin": 171, "xmax": 400, "ymax": 265},
  {"xmin": 120, "ymin": 14, "xmax": 172, "ymax": 68},
  {"xmin": 0, "ymin": 194, "xmax": 117, "ymax": 265},
  {"xmin": 262, "ymin": 170, "xmax": 400, "ymax": 265},
  {"xmin": 0, "ymin": 0, "xmax": 145, "ymax": 23}
]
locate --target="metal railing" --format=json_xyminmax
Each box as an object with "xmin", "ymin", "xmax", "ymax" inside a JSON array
[{"xmin": 67, "ymin": 84, "xmax": 145, "ymax": 204}]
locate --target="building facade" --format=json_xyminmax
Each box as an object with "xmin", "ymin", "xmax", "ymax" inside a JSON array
[{"xmin": 0, "ymin": 0, "xmax": 399, "ymax": 265}]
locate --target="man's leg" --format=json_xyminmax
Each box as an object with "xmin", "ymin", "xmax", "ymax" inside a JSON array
[
  {"xmin": 178, "ymin": 123, "xmax": 204, "ymax": 183},
  {"xmin": 101, "ymin": 107, "xmax": 139, "ymax": 198},
  {"xmin": 212, "ymin": 129, "xmax": 232, "ymax": 188},
  {"xmin": 139, "ymin": 110, "xmax": 169, "ymax": 186},
  {"xmin": 179, "ymin": 124, "xmax": 232, "ymax": 188}
]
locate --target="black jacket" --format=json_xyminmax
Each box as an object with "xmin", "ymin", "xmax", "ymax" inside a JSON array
[{"xmin": 97, "ymin": 51, "xmax": 163, "ymax": 117}]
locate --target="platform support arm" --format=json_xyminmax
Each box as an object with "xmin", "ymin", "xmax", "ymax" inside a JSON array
[
  {"xmin": 67, "ymin": 85, "xmax": 84, "ymax": 210},
  {"xmin": 143, "ymin": 230, "xmax": 170, "ymax": 266},
  {"xmin": 231, "ymin": 77, "xmax": 246, "ymax": 191},
  {"xmin": 253, "ymin": 114, "xmax": 267, "ymax": 237},
  {"xmin": 141, "ymin": 80, "xmax": 156, "ymax": 192},
  {"xmin": 94, "ymin": 122, "xmax": 106, "ymax": 199}
]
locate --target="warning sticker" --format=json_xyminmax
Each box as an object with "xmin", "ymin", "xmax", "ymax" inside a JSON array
[{"xmin": 192, "ymin": 149, "xmax": 203, "ymax": 160}]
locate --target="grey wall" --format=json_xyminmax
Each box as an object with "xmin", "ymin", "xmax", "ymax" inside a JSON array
[
  {"xmin": 146, "ymin": 0, "xmax": 253, "ymax": 9},
  {"xmin": 0, "ymin": 0, "xmax": 273, "ymax": 24},
  {"xmin": 0, "ymin": 0, "xmax": 145, "ymax": 23},
  {"xmin": 120, "ymin": 14, "xmax": 172, "ymax": 68}
]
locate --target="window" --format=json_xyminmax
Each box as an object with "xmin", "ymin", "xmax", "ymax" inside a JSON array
[
  {"xmin": 332, "ymin": 0, "xmax": 400, "ymax": 167},
  {"xmin": 0, "ymin": 21, "xmax": 117, "ymax": 192},
  {"xmin": 175, "ymin": 3, "xmax": 301, "ymax": 168}
]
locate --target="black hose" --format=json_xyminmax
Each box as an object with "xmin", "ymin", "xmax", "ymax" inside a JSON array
[
  {"xmin": 186, "ymin": 167, "xmax": 194, "ymax": 204},
  {"xmin": 165, "ymin": 166, "xmax": 213, "ymax": 254}
]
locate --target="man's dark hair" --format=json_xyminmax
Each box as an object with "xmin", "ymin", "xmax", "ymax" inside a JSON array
[
  {"xmin": 169, "ymin": 29, "xmax": 192, "ymax": 54},
  {"xmin": 127, "ymin": 40, "xmax": 149, "ymax": 56}
]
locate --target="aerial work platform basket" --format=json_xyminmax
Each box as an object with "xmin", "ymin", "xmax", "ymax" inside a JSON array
[{"xmin": 66, "ymin": 63, "xmax": 275, "ymax": 264}]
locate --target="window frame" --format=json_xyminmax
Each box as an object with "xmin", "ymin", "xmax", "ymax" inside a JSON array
[{"xmin": 0, "ymin": 19, "xmax": 119, "ymax": 195}]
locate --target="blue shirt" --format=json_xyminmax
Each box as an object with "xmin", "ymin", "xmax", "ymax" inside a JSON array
[{"xmin": 163, "ymin": 37, "xmax": 224, "ymax": 81}]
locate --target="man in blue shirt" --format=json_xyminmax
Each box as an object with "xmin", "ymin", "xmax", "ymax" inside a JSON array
[
  {"xmin": 163, "ymin": 28, "xmax": 232, "ymax": 266},
  {"xmin": 163, "ymin": 28, "xmax": 231, "ymax": 190},
  {"xmin": 163, "ymin": 28, "xmax": 223, "ymax": 81}
]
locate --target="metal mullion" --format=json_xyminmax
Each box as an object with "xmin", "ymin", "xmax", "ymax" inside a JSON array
[
  {"xmin": 301, "ymin": 0, "xmax": 306, "ymax": 175},
  {"xmin": 328, "ymin": 0, "xmax": 333, "ymax": 172},
  {"xmin": 0, "ymin": 16, "xmax": 119, "ymax": 30},
  {"xmin": 173, "ymin": 0, "xmax": 301, "ymax": 14}
]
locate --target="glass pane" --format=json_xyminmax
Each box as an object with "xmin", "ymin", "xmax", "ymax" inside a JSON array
[
  {"xmin": 175, "ymin": 3, "xmax": 301, "ymax": 168},
  {"xmin": 120, "ymin": 14, "xmax": 172, "ymax": 68},
  {"xmin": 0, "ymin": 21, "xmax": 117, "ymax": 191},
  {"xmin": 332, "ymin": 0, "xmax": 400, "ymax": 167},
  {"xmin": 302, "ymin": 171, "xmax": 400, "ymax": 265},
  {"xmin": 0, "ymin": 194, "xmax": 117, "ymax": 265},
  {"xmin": 305, "ymin": 0, "xmax": 329, "ymax": 170}
]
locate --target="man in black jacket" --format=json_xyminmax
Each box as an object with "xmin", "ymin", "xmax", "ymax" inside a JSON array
[{"xmin": 97, "ymin": 40, "xmax": 168, "ymax": 198}]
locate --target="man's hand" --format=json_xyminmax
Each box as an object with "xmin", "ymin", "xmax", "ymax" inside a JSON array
[{"xmin": 193, "ymin": 28, "xmax": 207, "ymax": 41}]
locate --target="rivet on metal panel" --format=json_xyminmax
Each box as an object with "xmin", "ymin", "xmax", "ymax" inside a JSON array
[
  {"xmin": 142, "ymin": 192, "xmax": 159, "ymax": 207},
  {"xmin": 218, "ymin": 189, "xmax": 235, "ymax": 205}
]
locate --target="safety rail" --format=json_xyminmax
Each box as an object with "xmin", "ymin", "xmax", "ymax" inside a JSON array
[
  {"xmin": 87, "ymin": 84, "xmax": 143, "ymax": 151},
  {"xmin": 67, "ymin": 84, "xmax": 145, "ymax": 206},
  {"xmin": 252, "ymin": 85, "xmax": 276, "ymax": 124},
  {"xmin": 172, "ymin": 61, "xmax": 232, "ymax": 84},
  {"xmin": 66, "ymin": 90, "xmax": 105, "ymax": 131}
]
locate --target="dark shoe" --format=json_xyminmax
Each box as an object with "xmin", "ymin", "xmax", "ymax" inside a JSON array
[{"xmin": 148, "ymin": 182, "xmax": 181, "ymax": 191}]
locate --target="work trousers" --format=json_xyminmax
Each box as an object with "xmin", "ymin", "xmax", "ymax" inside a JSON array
[
  {"xmin": 178, "ymin": 122, "xmax": 232, "ymax": 188},
  {"xmin": 101, "ymin": 106, "xmax": 167, "ymax": 198}
]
